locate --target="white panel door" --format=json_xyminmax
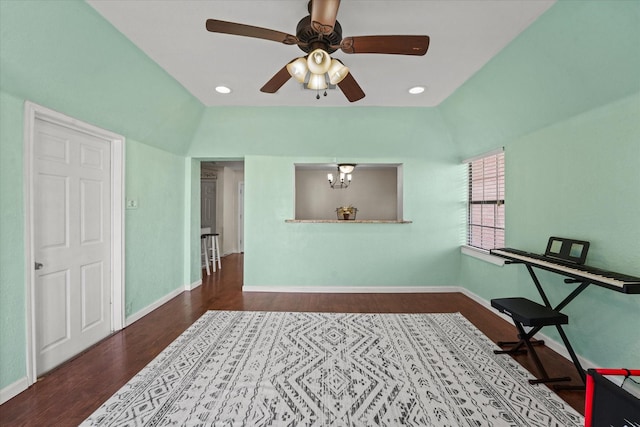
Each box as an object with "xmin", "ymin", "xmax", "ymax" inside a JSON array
[
  {"xmin": 201, "ymin": 179, "xmax": 216, "ymax": 232},
  {"xmin": 34, "ymin": 118, "xmax": 112, "ymax": 375}
]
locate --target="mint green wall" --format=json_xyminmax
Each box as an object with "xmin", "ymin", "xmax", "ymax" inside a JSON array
[
  {"xmin": 0, "ymin": 92, "xmax": 27, "ymax": 389},
  {"xmin": 124, "ymin": 141, "xmax": 186, "ymax": 317},
  {"xmin": 0, "ymin": 0, "xmax": 204, "ymax": 155},
  {"xmin": 441, "ymin": 0, "xmax": 640, "ymax": 368},
  {"xmin": 0, "ymin": 0, "xmax": 200, "ymax": 390},
  {"xmin": 440, "ymin": 0, "xmax": 640, "ymax": 154},
  {"xmin": 460, "ymin": 94, "xmax": 640, "ymax": 368},
  {"xmin": 0, "ymin": 96, "xmax": 190, "ymax": 390},
  {"xmin": 190, "ymin": 107, "xmax": 463, "ymax": 288},
  {"xmin": 189, "ymin": 107, "xmax": 453, "ymax": 158},
  {"xmin": 243, "ymin": 155, "xmax": 463, "ymax": 287}
]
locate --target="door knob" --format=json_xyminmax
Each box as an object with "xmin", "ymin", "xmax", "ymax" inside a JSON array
[{"xmin": 35, "ymin": 262, "xmax": 44, "ymax": 270}]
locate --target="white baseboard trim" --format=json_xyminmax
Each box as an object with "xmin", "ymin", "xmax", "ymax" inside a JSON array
[
  {"xmin": 184, "ymin": 279, "xmax": 202, "ymax": 291},
  {"xmin": 125, "ymin": 286, "xmax": 185, "ymax": 327},
  {"xmin": 458, "ymin": 287, "xmax": 598, "ymax": 371},
  {"xmin": 242, "ymin": 285, "xmax": 463, "ymax": 293},
  {"xmin": 0, "ymin": 376, "xmax": 29, "ymax": 405}
]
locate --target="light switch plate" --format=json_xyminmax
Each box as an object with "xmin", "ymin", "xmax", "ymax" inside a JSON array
[{"xmin": 126, "ymin": 198, "xmax": 138, "ymax": 209}]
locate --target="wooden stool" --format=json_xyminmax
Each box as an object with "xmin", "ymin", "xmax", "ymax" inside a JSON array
[
  {"xmin": 201, "ymin": 233, "xmax": 221, "ymax": 274},
  {"xmin": 200, "ymin": 234, "xmax": 211, "ymax": 275},
  {"xmin": 491, "ymin": 297, "xmax": 571, "ymax": 385}
]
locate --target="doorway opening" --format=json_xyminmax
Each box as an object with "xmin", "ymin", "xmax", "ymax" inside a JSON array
[{"xmin": 200, "ymin": 161, "xmax": 244, "ymax": 259}]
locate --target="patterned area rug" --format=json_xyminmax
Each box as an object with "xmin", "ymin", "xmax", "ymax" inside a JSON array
[{"xmin": 82, "ymin": 311, "xmax": 583, "ymax": 426}]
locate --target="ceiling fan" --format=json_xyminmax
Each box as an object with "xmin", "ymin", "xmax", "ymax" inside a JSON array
[{"xmin": 206, "ymin": 0, "xmax": 430, "ymax": 102}]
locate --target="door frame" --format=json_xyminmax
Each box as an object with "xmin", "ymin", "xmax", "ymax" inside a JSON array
[
  {"xmin": 23, "ymin": 101, "xmax": 125, "ymax": 384},
  {"xmin": 237, "ymin": 181, "xmax": 244, "ymax": 253}
]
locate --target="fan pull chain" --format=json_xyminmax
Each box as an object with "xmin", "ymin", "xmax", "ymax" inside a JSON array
[{"xmin": 315, "ymin": 90, "xmax": 329, "ymax": 100}]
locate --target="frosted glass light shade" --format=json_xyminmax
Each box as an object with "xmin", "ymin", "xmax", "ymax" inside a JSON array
[
  {"xmin": 307, "ymin": 73, "xmax": 328, "ymax": 90},
  {"xmin": 286, "ymin": 58, "xmax": 308, "ymax": 83},
  {"xmin": 338, "ymin": 164, "xmax": 355, "ymax": 174},
  {"xmin": 307, "ymin": 49, "xmax": 331, "ymax": 74},
  {"xmin": 327, "ymin": 59, "xmax": 349, "ymax": 85}
]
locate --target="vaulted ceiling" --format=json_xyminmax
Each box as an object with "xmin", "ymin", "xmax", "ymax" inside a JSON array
[
  {"xmin": 87, "ymin": 0, "xmax": 555, "ymax": 107},
  {"xmin": 2, "ymin": 1, "xmax": 637, "ymax": 156}
]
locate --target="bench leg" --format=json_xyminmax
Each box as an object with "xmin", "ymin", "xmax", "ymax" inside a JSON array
[
  {"xmin": 496, "ymin": 321, "xmax": 571, "ymax": 385},
  {"xmin": 495, "ymin": 338, "xmax": 545, "ymax": 354},
  {"xmin": 496, "ymin": 339, "xmax": 545, "ymax": 348},
  {"xmin": 494, "ymin": 325, "xmax": 543, "ymax": 355}
]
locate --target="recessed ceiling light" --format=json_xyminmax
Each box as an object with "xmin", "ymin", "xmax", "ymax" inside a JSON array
[
  {"xmin": 215, "ymin": 86, "xmax": 231, "ymax": 94},
  {"xmin": 408, "ymin": 86, "xmax": 425, "ymax": 95}
]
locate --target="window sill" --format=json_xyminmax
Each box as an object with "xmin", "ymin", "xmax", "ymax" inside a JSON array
[{"xmin": 461, "ymin": 245, "xmax": 505, "ymax": 266}]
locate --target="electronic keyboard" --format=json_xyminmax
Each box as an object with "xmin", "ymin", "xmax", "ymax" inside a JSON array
[{"xmin": 491, "ymin": 248, "xmax": 640, "ymax": 294}]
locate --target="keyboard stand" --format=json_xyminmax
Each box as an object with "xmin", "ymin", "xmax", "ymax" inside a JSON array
[{"xmin": 491, "ymin": 245, "xmax": 640, "ymax": 390}]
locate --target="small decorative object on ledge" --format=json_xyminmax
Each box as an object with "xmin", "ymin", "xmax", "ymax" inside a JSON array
[{"xmin": 336, "ymin": 206, "xmax": 357, "ymax": 220}]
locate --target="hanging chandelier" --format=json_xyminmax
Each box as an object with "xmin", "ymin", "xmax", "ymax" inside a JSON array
[
  {"xmin": 287, "ymin": 49, "xmax": 349, "ymax": 99},
  {"xmin": 327, "ymin": 163, "xmax": 356, "ymax": 189}
]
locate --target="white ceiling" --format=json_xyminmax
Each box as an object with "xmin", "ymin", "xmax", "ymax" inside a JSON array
[{"xmin": 87, "ymin": 0, "xmax": 555, "ymax": 107}]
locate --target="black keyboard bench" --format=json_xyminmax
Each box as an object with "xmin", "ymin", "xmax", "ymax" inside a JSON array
[{"xmin": 491, "ymin": 297, "xmax": 572, "ymax": 385}]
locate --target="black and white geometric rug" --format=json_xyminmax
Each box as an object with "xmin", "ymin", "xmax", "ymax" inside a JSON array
[{"xmin": 82, "ymin": 311, "xmax": 584, "ymax": 426}]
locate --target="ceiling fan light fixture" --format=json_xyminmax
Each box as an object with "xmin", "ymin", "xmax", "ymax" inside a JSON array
[
  {"xmin": 307, "ymin": 48, "xmax": 332, "ymax": 74},
  {"xmin": 286, "ymin": 58, "xmax": 308, "ymax": 83},
  {"xmin": 215, "ymin": 86, "xmax": 232, "ymax": 94},
  {"xmin": 205, "ymin": 2, "xmax": 430, "ymax": 103},
  {"xmin": 307, "ymin": 73, "xmax": 328, "ymax": 90},
  {"xmin": 327, "ymin": 59, "xmax": 349, "ymax": 85}
]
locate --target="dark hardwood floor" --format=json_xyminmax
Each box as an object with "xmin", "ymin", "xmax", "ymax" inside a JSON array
[{"xmin": 0, "ymin": 254, "xmax": 585, "ymax": 425}]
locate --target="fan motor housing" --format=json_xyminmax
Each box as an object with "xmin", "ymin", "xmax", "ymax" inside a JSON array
[{"xmin": 296, "ymin": 16, "xmax": 342, "ymax": 54}]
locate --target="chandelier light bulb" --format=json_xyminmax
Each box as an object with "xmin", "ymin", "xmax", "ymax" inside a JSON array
[
  {"xmin": 328, "ymin": 164, "xmax": 355, "ymax": 189},
  {"xmin": 338, "ymin": 164, "xmax": 355, "ymax": 174}
]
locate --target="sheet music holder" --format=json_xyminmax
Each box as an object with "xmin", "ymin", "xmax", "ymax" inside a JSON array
[{"xmin": 544, "ymin": 236, "xmax": 590, "ymax": 265}]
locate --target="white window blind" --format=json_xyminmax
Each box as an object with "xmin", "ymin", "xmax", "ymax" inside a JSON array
[{"xmin": 467, "ymin": 151, "xmax": 505, "ymax": 250}]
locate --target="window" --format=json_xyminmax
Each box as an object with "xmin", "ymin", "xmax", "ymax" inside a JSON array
[{"xmin": 466, "ymin": 150, "xmax": 505, "ymax": 250}]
